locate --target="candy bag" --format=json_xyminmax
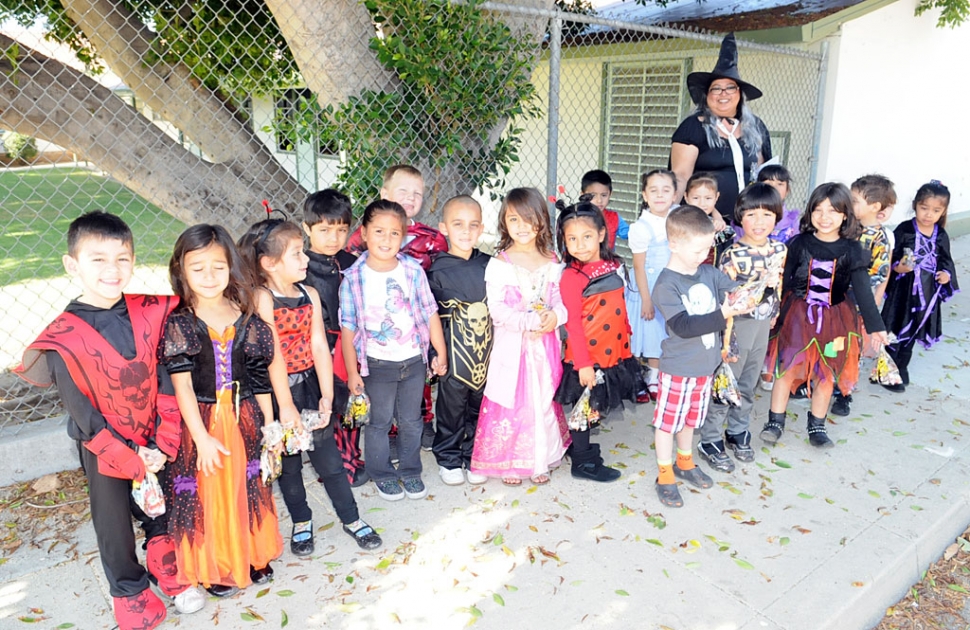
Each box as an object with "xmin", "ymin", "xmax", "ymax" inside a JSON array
[
  {"xmin": 567, "ymin": 370, "xmax": 604, "ymax": 432},
  {"xmin": 131, "ymin": 471, "xmax": 166, "ymax": 518},
  {"xmin": 301, "ymin": 408, "xmax": 329, "ymax": 432},
  {"xmin": 259, "ymin": 422, "xmax": 284, "ymax": 485},
  {"xmin": 711, "ymin": 361, "xmax": 741, "ymax": 407},
  {"xmin": 345, "ymin": 393, "xmax": 371, "ymax": 428},
  {"xmin": 283, "ymin": 426, "xmax": 313, "ymax": 455},
  {"xmin": 869, "ymin": 346, "xmax": 902, "ymax": 386}
]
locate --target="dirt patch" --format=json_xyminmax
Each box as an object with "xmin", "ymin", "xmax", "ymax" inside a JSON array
[
  {"xmin": 0, "ymin": 369, "xmax": 64, "ymax": 427},
  {"xmin": 0, "ymin": 468, "xmax": 90, "ymax": 568},
  {"xmin": 876, "ymin": 528, "xmax": 970, "ymax": 630}
]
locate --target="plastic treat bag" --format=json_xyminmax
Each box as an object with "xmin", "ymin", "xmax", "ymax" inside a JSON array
[
  {"xmin": 567, "ymin": 370, "xmax": 604, "ymax": 431},
  {"xmin": 870, "ymin": 334, "xmax": 902, "ymax": 386},
  {"xmin": 259, "ymin": 422, "xmax": 284, "ymax": 485},
  {"xmin": 131, "ymin": 471, "xmax": 166, "ymax": 518},
  {"xmin": 711, "ymin": 361, "xmax": 742, "ymax": 407},
  {"xmin": 345, "ymin": 393, "xmax": 371, "ymax": 428},
  {"xmin": 899, "ymin": 247, "xmax": 916, "ymax": 270},
  {"xmin": 283, "ymin": 426, "xmax": 313, "ymax": 455},
  {"xmin": 301, "ymin": 408, "xmax": 329, "ymax": 432}
]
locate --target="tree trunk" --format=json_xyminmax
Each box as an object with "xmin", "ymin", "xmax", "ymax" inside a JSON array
[
  {"xmin": 264, "ymin": 0, "xmax": 399, "ymax": 107},
  {"xmin": 0, "ymin": 35, "xmax": 286, "ymax": 238},
  {"xmin": 59, "ymin": 0, "xmax": 305, "ymax": 210}
]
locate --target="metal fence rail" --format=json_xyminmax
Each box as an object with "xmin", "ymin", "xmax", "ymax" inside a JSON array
[{"xmin": 0, "ymin": 1, "xmax": 823, "ymax": 434}]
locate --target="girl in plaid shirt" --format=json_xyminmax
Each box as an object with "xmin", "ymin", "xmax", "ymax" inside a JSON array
[{"xmin": 339, "ymin": 200, "xmax": 448, "ymax": 502}]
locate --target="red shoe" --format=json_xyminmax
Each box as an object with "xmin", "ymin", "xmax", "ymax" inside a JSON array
[
  {"xmin": 636, "ymin": 391, "xmax": 652, "ymax": 404},
  {"xmin": 647, "ymin": 382, "xmax": 659, "ymax": 402},
  {"xmin": 113, "ymin": 589, "xmax": 166, "ymax": 630}
]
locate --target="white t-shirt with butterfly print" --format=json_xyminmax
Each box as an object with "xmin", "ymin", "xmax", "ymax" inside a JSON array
[{"xmin": 361, "ymin": 263, "xmax": 422, "ymax": 362}]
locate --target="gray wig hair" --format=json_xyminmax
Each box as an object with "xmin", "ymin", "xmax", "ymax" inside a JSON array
[{"xmin": 694, "ymin": 96, "xmax": 766, "ymax": 180}]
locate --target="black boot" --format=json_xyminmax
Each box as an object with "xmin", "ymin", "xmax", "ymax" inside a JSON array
[
  {"xmin": 760, "ymin": 411, "xmax": 786, "ymax": 445},
  {"xmin": 570, "ymin": 443, "xmax": 621, "ymax": 483},
  {"xmin": 806, "ymin": 412, "xmax": 834, "ymax": 448},
  {"xmin": 830, "ymin": 393, "xmax": 852, "ymax": 417}
]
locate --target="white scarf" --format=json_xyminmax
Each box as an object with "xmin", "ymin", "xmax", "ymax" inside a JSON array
[{"xmin": 718, "ymin": 119, "xmax": 744, "ymax": 192}]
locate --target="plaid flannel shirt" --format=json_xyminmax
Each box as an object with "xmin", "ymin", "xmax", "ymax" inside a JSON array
[{"xmin": 338, "ymin": 251, "xmax": 437, "ymax": 377}]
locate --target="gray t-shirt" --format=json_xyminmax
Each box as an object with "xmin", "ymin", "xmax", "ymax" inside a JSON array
[{"xmin": 653, "ymin": 265, "xmax": 737, "ymax": 377}]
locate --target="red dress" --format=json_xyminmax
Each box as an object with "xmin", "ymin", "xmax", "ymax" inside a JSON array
[{"xmin": 554, "ymin": 259, "xmax": 640, "ymax": 416}]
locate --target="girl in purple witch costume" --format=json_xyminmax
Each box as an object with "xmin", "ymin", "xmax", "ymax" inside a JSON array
[
  {"xmin": 880, "ymin": 181, "xmax": 958, "ymax": 393},
  {"xmin": 761, "ymin": 183, "xmax": 887, "ymax": 449}
]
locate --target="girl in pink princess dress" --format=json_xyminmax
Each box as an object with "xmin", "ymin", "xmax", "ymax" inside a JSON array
[{"xmin": 470, "ymin": 188, "xmax": 570, "ymax": 486}]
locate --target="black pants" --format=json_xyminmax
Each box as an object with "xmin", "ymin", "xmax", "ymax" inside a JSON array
[
  {"xmin": 886, "ymin": 338, "xmax": 916, "ymax": 384},
  {"xmin": 78, "ymin": 442, "xmax": 168, "ymax": 598},
  {"xmin": 278, "ymin": 424, "xmax": 359, "ymax": 525},
  {"xmin": 432, "ymin": 373, "xmax": 483, "ymax": 470}
]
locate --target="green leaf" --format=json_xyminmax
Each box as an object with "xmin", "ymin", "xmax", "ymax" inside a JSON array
[
  {"xmin": 493, "ymin": 533, "xmax": 504, "ymax": 545},
  {"xmin": 645, "ymin": 538, "xmax": 663, "ymax": 546},
  {"xmin": 366, "ymin": 507, "xmax": 387, "ymax": 513},
  {"xmin": 911, "ymin": 505, "xmax": 924, "ymax": 511},
  {"xmin": 780, "ymin": 537, "xmax": 790, "ymax": 546},
  {"xmin": 511, "ymin": 500, "xmax": 519, "ymax": 508},
  {"xmin": 733, "ymin": 558, "xmax": 755, "ymax": 570},
  {"xmin": 241, "ymin": 613, "xmax": 257, "ymax": 622},
  {"xmin": 773, "ymin": 460, "xmax": 792, "ymax": 469},
  {"xmin": 615, "ymin": 589, "xmax": 630, "ymax": 596},
  {"xmin": 318, "ymin": 521, "xmax": 335, "ymax": 532},
  {"xmin": 256, "ymin": 587, "xmax": 270, "ymax": 598},
  {"xmin": 868, "ymin": 490, "xmax": 881, "ymax": 498},
  {"xmin": 492, "ymin": 593, "xmax": 505, "ymax": 606},
  {"xmin": 685, "ymin": 562, "xmax": 701, "ymax": 569},
  {"xmin": 375, "ymin": 557, "xmax": 393, "ymax": 570},
  {"xmin": 276, "ymin": 589, "xmax": 295, "ymax": 597},
  {"xmin": 948, "ymin": 584, "xmax": 969, "ymax": 593},
  {"xmin": 281, "ymin": 610, "xmax": 289, "ymax": 628},
  {"xmin": 56, "ymin": 625, "xmax": 76, "ymax": 629},
  {"xmin": 798, "ymin": 493, "xmax": 814, "ymax": 499},
  {"xmin": 504, "ymin": 584, "xmax": 518, "ymax": 592}
]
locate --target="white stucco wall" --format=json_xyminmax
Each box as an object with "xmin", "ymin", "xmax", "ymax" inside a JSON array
[{"xmin": 817, "ymin": 0, "xmax": 970, "ymax": 221}]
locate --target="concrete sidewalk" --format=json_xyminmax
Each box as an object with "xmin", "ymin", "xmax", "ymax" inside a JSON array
[{"xmin": 3, "ymin": 239, "xmax": 970, "ymax": 630}]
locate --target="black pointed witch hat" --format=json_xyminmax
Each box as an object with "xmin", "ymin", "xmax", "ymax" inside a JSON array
[{"xmin": 686, "ymin": 32, "xmax": 763, "ymax": 104}]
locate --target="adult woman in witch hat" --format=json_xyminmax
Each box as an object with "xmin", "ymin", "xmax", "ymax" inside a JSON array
[{"xmin": 669, "ymin": 32, "xmax": 773, "ymax": 226}]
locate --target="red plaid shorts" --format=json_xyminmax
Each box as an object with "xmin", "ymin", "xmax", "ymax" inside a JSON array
[{"xmin": 651, "ymin": 372, "xmax": 713, "ymax": 433}]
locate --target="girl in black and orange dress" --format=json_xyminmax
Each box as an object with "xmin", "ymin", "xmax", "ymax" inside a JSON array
[
  {"xmin": 555, "ymin": 197, "xmax": 640, "ymax": 482},
  {"xmin": 239, "ymin": 219, "xmax": 382, "ymax": 556}
]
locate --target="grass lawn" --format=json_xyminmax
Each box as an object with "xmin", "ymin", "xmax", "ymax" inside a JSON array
[{"xmin": 0, "ymin": 166, "xmax": 187, "ymax": 285}]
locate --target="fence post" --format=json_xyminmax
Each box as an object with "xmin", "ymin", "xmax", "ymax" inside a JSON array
[
  {"xmin": 808, "ymin": 40, "xmax": 829, "ymax": 192},
  {"xmin": 546, "ymin": 11, "xmax": 562, "ymax": 205}
]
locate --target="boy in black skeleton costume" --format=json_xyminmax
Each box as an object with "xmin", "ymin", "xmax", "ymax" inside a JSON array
[{"xmin": 427, "ymin": 196, "xmax": 493, "ymax": 486}]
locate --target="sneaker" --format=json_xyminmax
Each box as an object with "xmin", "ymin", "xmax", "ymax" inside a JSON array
[
  {"xmin": 402, "ymin": 477, "xmax": 428, "ymax": 500},
  {"xmin": 725, "ymin": 431, "xmax": 755, "ymax": 463},
  {"xmin": 465, "ymin": 469, "xmax": 488, "ymax": 485},
  {"xmin": 697, "ymin": 441, "xmax": 735, "ymax": 473},
  {"xmin": 421, "ymin": 422, "xmax": 436, "ymax": 451},
  {"xmin": 388, "ymin": 434, "xmax": 399, "ymax": 464},
  {"xmin": 759, "ymin": 374, "xmax": 774, "ymax": 392},
  {"xmin": 290, "ymin": 520, "xmax": 314, "ymax": 557},
  {"xmin": 439, "ymin": 466, "xmax": 465, "ymax": 486},
  {"xmin": 881, "ymin": 382, "xmax": 906, "ymax": 393},
  {"xmin": 374, "ymin": 479, "xmax": 405, "ymax": 501},
  {"xmin": 790, "ymin": 383, "xmax": 809, "ymax": 400},
  {"xmin": 172, "ymin": 586, "xmax": 205, "ymax": 614},
  {"xmin": 830, "ymin": 393, "xmax": 852, "ymax": 417}
]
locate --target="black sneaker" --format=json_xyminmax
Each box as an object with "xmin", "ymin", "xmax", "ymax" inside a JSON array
[
  {"xmin": 697, "ymin": 441, "xmax": 735, "ymax": 473},
  {"xmin": 725, "ymin": 431, "xmax": 755, "ymax": 463},
  {"xmin": 421, "ymin": 422, "xmax": 435, "ymax": 451},
  {"xmin": 790, "ymin": 384, "xmax": 809, "ymax": 400},
  {"xmin": 290, "ymin": 520, "xmax": 314, "ymax": 557},
  {"xmin": 830, "ymin": 393, "xmax": 852, "ymax": 417},
  {"xmin": 881, "ymin": 383, "xmax": 906, "ymax": 393}
]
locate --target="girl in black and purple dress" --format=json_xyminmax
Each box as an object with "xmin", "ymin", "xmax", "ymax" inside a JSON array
[{"xmin": 880, "ymin": 181, "xmax": 958, "ymax": 392}]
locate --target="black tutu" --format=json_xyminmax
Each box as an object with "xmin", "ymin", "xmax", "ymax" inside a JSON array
[{"xmin": 555, "ymin": 357, "xmax": 640, "ymax": 418}]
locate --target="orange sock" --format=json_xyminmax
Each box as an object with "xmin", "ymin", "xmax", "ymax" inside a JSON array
[
  {"xmin": 657, "ymin": 461, "xmax": 675, "ymax": 485},
  {"xmin": 676, "ymin": 449, "xmax": 695, "ymax": 471}
]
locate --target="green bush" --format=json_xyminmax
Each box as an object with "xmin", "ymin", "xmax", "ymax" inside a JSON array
[{"xmin": 3, "ymin": 132, "xmax": 38, "ymax": 162}]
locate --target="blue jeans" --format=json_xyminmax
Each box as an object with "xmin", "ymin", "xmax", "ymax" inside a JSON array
[{"xmin": 363, "ymin": 355, "xmax": 426, "ymax": 482}]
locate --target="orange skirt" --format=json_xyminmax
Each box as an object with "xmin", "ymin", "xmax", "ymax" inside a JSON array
[
  {"xmin": 176, "ymin": 389, "xmax": 281, "ymax": 589},
  {"xmin": 767, "ymin": 295, "xmax": 862, "ymax": 397}
]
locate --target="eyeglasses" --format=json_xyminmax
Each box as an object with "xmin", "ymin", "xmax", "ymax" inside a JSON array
[{"xmin": 708, "ymin": 85, "xmax": 739, "ymax": 96}]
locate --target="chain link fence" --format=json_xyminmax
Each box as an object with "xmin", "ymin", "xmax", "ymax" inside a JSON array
[{"xmin": 0, "ymin": 0, "xmax": 823, "ymax": 435}]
